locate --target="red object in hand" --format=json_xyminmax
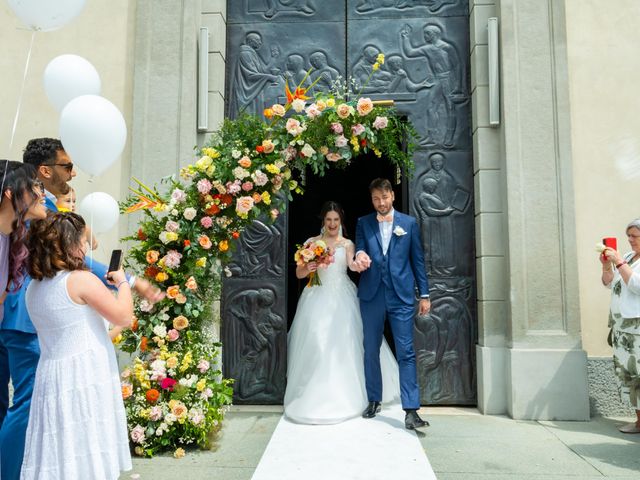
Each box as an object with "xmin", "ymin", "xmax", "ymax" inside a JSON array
[{"xmin": 603, "ymin": 237, "xmax": 617, "ymax": 259}]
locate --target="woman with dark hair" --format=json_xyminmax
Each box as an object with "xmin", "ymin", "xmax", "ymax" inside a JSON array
[
  {"xmin": 20, "ymin": 212, "xmax": 132, "ymax": 479},
  {"xmin": 284, "ymin": 201, "xmax": 399, "ymax": 424},
  {"xmin": 0, "ymin": 160, "xmax": 46, "ymax": 429}
]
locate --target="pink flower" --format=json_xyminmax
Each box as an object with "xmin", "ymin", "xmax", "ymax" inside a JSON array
[
  {"xmin": 197, "ymin": 179, "xmax": 213, "ymax": 194},
  {"xmin": 236, "ymin": 196, "xmax": 255, "ymax": 216},
  {"xmin": 282, "ymin": 146, "xmax": 297, "ymax": 162},
  {"xmin": 305, "ymin": 104, "xmax": 321, "ymax": 119},
  {"xmin": 373, "ymin": 115, "xmax": 388, "ymax": 129},
  {"xmin": 226, "ymin": 180, "xmax": 241, "ymax": 195},
  {"xmin": 161, "ymin": 378, "xmax": 177, "ymax": 391},
  {"xmin": 285, "ymin": 118, "xmax": 306, "ymax": 136},
  {"xmin": 351, "ymin": 123, "xmax": 365, "ymax": 136},
  {"xmin": 252, "ymin": 170, "xmax": 268, "ymax": 187},
  {"xmin": 130, "ymin": 425, "xmax": 146, "ymax": 444},
  {"xmin": 200, "ymin": 216, "xmax": 213, "ymax": 228},
  {"xmin": 326, "ymin": 152, "xmax": 342, "ymax": 162},
  {"xmin": 197, "ymin": 359, "xmax": 210, "ymax": 373},
  {"xmin": 149, "ymin": 406, "xmax": 163, "ymax": 421},
  {"xmin": 171, "ymin": 188, "xmax": 187, "ymax": 203},
  {"xmin": 270, "ymin": 208, "xmax": 279, "ymax": 220},
  {"xmin": 330, "ymin": 122, "xmax": 343, "ymax": 134},
  {"xmin": 165, "ymin": 220, "xmax": 179, "ymax": 233},
  {"xmin": 335, "ymin": 135, "xmax": 348, "ymax": 148},
  {"xmin": 167, "ymin": 329, "xmax": 180, "ymax": 342},
  {"xmin": 241, "ymin": 181, "xmax": 254, "ymax": 192},
  {"xmin": 163, "ymin": 250, "xmax": 182, "ymax": 269}
]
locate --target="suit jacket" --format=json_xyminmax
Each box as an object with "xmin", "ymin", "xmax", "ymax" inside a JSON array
[
  {"xmin": 355, "ymin": 211, "xmax": 429, "ymax": 305},
  {"xmin": 0, "ymin": 197, "xmax": 111, "ymax": 334}
]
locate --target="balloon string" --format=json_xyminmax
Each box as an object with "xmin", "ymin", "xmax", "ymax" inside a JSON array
[
  {"xmin": 8, "ymin": 30, "xmax": 36, "ymax": 156},
  {"xmin": 89, "ymin": 209, "xmax": 94, "ymax": 271}
]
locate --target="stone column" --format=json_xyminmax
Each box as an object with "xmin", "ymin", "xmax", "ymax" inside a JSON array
[
  {"xmin": 473, "ymin": 0, "xmax": 589, "ymax": 420},
  {"xmin": 129, "ymin": 0, "xmax": 200, "ymax": 192}
]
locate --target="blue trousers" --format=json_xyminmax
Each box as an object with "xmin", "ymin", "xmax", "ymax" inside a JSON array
[
  {"xmin": 0, "ymin": 329, "xmax": 40, "ymax": 480},
  {"xmin": 360, "ymin": 283, "xmax": 420, "ymax": 410},
  {"xmin": 0, "ymin": 338, "xmax": 8, "ymax": 428}
]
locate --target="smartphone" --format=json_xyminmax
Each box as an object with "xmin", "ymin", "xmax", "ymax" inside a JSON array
[
  {"xmin": 602, "ymin": 237, "xmax": 617, "ymax": 259},
  {"xmin": 107, "ymin": 249, "xmax": 123, "ymax": 280}
]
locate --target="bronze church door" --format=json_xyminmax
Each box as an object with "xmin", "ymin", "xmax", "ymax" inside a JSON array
[{"xmin": 222, "ymin": 0, "xmax": 476, "ymax": 406}]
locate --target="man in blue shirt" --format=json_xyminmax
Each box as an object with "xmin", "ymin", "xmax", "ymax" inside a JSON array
[{"xmin": 0, "ymin": 138, "xmax": 162, "ymax": 480}]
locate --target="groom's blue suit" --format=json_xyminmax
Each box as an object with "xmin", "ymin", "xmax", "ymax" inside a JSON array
[{"xmin": 356, "ymin": 210, "xmax": 429, "ymax": 410}]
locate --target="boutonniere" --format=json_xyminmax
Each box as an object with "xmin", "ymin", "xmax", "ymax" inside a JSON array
[{"xmin": 393, "ymin": 226, "xmax": 407, "ymax": 236}]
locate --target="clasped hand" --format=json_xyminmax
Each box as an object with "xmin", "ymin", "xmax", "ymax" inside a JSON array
[{"xmin": 352, "ymin": 252, "xmax": 372, "ymax": 272}]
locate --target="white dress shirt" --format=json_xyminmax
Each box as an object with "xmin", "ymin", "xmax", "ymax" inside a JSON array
[{"xmin": 379, "ymin": 209, "xmax": 395, "ymax": 256}]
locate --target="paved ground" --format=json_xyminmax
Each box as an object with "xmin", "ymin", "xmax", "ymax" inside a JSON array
[{"xmin": 122, "ymin": 407, "xmax": 640, "ymax": 480}]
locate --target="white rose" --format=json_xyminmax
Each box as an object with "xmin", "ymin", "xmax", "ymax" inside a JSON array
[
  {"xmin": 291, "ymin": 98, "xmax": 306, "ymax": 112},
  {"xmin": 183, "ymin": 207, "xmax": 197, "ymax": 220}
]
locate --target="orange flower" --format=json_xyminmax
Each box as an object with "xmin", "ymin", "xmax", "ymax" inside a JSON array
[
  {"xmin": 146, "ymin": 388, "xmax": 160, "ymax": 404},
  {"xmin": 166, "ymin": 285, "xmax": 181, "ymax": 299},
  {"xmin": 175, "ymin": 293, "xmax": 187, "ymax": 304},
  {"xmin": 220, "ymin": 194, "xmax": 233, "ymax": 206},
  {"xmin": 173, "ymin": 315, "xmax": 189, "ymax": 330},
  {"xmin": 263, "ymin": 107, "xmax": 274, "ymax": 119},
  {"xmin": 285, "ymin": 82, "xmax": 310, "ymax": 103},
  {"xmin": 218, "ymin": 240, "xmax": 229, "ymax": 252},
  {"xmin": 198, "ymin": 235, "xmax": 212, "ymax": 250},
  {"xmin": 185, "ymin": 276, "xmax": 198, "ymax": 290},
  {"xmin": 140, "ymin": 336, "xmax": 148, "ymax": 351},
  {"xmin": 184, "ymin": 239, "xmax": 191, "ymax": 247},
  {"xmin": 122, "ymin": 383, "xmax": 133, "ymax": 399},
  {"xmin": 255, "ymin": 145, "xmax": 265, "ymax": 153},
  {"xmin": 252, "ymin": 192, "xmax": 262, "ymax": 204},
  {"xmin": 238, "ymin": 156, "xmax": 252, "ymax": 168},
  {"xmin": 137, "ymin": 228, "xmax": 147, "ymax": 240},
  {"xmin": 205, "ymin": 204, "xmax": 220, "ymax": 215},
  {"xmin": 232, "ymin": 231, "xmax": 240, "ymax": 239},
  {"xmin": 146, "ymin": 250, "xmax": 159, "ymax": 264},
  {"xmin": 131, "ymin": 316, "xmax": 139, "ymax": 332}
]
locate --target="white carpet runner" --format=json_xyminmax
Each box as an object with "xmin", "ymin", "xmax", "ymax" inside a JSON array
[{"xmin": 251, "ymin": 405, "xmax": 437, "ymax": 480}]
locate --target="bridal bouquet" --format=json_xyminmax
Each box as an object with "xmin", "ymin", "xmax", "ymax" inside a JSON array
[{"xmin": 294, "ymin": 239, "xmax": 334, "ymax": 286}]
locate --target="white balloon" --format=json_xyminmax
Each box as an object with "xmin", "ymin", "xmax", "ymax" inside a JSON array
[
  {"xmin": 78, "ymin": 192, "xmax": 120, "ymax": 234},
  {"xmin": 59, "ymin": 95, "xmax": 127, "ymax": 177},
  {"xmin": 44, "ymin": 55, "xmax": 101, "ymax": 112},
  {"xmin": 7, "ymin": 0, "xmax": 87, "ymax": 32}
]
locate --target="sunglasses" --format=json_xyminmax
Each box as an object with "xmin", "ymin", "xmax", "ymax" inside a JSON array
[{"xmin": 45, "ymin": 162, "xmax": 74, "ymax": 173}]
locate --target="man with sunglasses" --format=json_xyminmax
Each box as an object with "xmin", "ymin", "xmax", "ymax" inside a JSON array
[{"xmin": 0, "ymin": 138, "xmax": 162, "ymax": 480}]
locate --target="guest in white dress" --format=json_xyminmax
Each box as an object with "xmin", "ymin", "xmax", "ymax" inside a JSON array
[
  {"xmin": 284, "ymin": 202, "xmax": 400, "ymax": 425},
  {"xmin": 20, "ymin": 212, "xmax": 133, "ymax": 479}
]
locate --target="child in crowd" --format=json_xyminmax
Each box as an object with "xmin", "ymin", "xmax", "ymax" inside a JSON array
[{"xmin": 55, "ymin": 186, "xmax": 98, "ymax": 250}]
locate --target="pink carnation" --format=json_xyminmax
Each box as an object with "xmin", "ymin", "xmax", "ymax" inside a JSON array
[
  {"xmin": 163, "ymin": 250, "xmax": 182, "ymax": 269},
  {"xmin": 330, "ymin": 122, "xmax": 343, "ymax": 134},
  {"xmin": 197, "ymin": 179, "xmax": 213, "ymax": 194},
  {"xmin": 226, "ymin": 180, "xmax": 241, "ymax": 195},
  {"xmin": 165, "ymin": 220, "xmax": 179, "ymax": 233},
  {"xmin": 200, "ymin": 216, "xmax": 213, "ymax": 228},
  {"xmin": 335, "ymin": 135, "xmax": 348, "ymax": 148},
  {"xmin": 161, "ymin": 378, "xmax": 177, "ymax": 391},
  {"xmin": 241, "ymin": 181, "xmax": 254, "ymax": 192},
  {"xmin": 197, "ymin": 359, "xmax": 210, "ymax": 373}
]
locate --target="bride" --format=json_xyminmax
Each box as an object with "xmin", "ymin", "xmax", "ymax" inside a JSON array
[{"xmin": 284, "ymin": 201, "xmax": 400, "ymax": 424}]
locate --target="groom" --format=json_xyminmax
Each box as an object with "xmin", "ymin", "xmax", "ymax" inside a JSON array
[{"xmin": 354, "ymin": 178, "xmax": 431, "ymax": 430}]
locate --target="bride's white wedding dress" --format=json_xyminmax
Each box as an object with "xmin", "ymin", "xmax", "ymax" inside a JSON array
[{"xmin": 284, "ymin": 240, "xmax": 400, "ymax": 424}]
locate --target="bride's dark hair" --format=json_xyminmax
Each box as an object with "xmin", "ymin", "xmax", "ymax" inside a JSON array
[{"xmin": 319, "ymin": 201, "xmax": 347, "ymax": 238}]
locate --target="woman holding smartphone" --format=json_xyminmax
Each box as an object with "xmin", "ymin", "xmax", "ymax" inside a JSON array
[
  {"xmin": 601, "ymin": 218, "xmax": 640, "ymax": 434},
  {"xmin": 20, "ymin": 212, "xmax": 132, "ymax": 479}
]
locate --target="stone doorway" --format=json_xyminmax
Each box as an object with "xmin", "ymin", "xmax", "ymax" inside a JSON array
[{"xmin": 222, "ymin": 0, "xmax": 476, "ymax": 406}]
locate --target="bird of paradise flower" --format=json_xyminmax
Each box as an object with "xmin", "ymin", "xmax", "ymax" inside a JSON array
[{"xmin": 124, "ymin": 177, "xmax": 166, "ymax": 213}]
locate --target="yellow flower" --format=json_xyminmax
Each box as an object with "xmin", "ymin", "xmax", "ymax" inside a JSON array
[
  {"xmin": 195, "ymin": 155, "xmax": 213, "ymax": 171},
  {"xmin": 196, "ymin": 378, "xmax": 206, "ymax": 392},
  {"xmin": 206, "ymin": 165, "xmax": 215, "ymax": 177},
  {"xmin": 376, "ymin": 53, "xmax": 385, "ymax": 64},
  {"xmin": 112, "ymin": 334, "xmax": 123, "ymax": 345},
  {"xmin": 165, "ymin": 232, "xmax": 179, "ymax": 243},
  {"xmin": 289, "ymin": 180, "xmax": 298, "ymax": 191},
  {"xmin": 373, "ymin": 147, "xmax": 382, "ymax": 158},
  {"xmin": 372, "ymin": 62, "xmax": 380, "ymax": 71},
  {"xmin": 174, "ymin": 448, "xmax": 186, "ymax": 459},
  {"xmin": 326, "ymin": 98, "xmax": 335, "ymax": 107},
  {"xmin": 265, "ymin": 164, "xmax": 280, "ymax": 175},
  {"xmin": 261, "ymin": 191, "xmax": 271, "ymax": 205},
  {"xmin": 195, "ymin": 257, "xmax": 207, "ymax": 268},
  {"xmin": 201, "ymin": 147, "xmax": 220, "ymax": 159},
  {"xmin": 155, "ymin": 272, "xmax": 169, "ymax": 282},
  {"xmin": 180, "ymin": 351, "xmax": 193, "ymax": 372},
  {"xmin": 166, "ymin": 356, "xmax": 178, "ymax": 369}
]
